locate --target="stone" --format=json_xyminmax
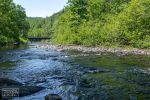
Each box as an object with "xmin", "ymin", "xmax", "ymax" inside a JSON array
[
  {"xmin": 0, "ymin": 78, "xmax": 23, "ymax": 86},
  {"xmin": 0, "ymin": 86, "xmax": 44, "ymax": 99},
  {"xmin": 18, "ymin": 86, "xmax": 44, "ymax": 97},
  {"xmin": 0, "ymin": 78, "xmax": 44, "ymax": 99},
  {"xmin": 79, "ymin": 78, "xmax": 92, "ymax": 88},
  {"xmin": 45, "ymin": 94, "xmax": 62, "ymax": 100},
  {"xmin": 85, "ymin": 67, "xmax": 109, "ymax": 74}
]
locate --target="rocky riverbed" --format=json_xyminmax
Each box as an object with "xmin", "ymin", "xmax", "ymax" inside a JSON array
[{"xmin": 33, "ymin": 43, "xmax": 150, "ymax": 56}]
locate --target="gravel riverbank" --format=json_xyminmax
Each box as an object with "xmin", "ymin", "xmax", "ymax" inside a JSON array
[{"xmin": 34, "ymin": 43, "xmax": 150, "ymax": 56}]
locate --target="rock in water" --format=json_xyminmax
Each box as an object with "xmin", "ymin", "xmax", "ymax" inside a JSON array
[
  {"xmin": 0, "ymin": 78, "xmax": 44, "ymax": 99},
  {"xmin": 0, "ymin": 78, "xmax": 23, "ymax": 86},
  {"xmin": 79, "ymin": 78, "xmax": 92, "ymax": 88},
  {"xmin": 45, "ymin": 94, "xmax": 62, "ymax": 100},
  {"xmin": 18, "ymin": 86, "xmax": 44, "ymax": 97},
  {"xmin": 0, "ymin": 86, "xmax": 44, "ymax": 99}
]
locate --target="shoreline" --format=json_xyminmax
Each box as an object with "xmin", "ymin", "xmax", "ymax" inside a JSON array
[{"xmin": 35, "ymin": 43, "xmax": 150, "ymax": 56}]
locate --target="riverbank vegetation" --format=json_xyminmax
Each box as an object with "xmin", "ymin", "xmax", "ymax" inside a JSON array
[
  {"xmin": 0, "ymin": 0, "xmax": 29, "ymax": 46},
  {"xmin": 1, "ymin": 0, "xmax": 149, "ymax": 49},
  {"xmin": 52, "ymin": 0, "xmax": 150, "ymax": 49}
]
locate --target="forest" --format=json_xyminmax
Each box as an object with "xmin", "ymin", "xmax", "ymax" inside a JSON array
[
  {"xmin": 0, "ymin": 0, "xmax": 29, "ymax": 46},
  {"xmin": 51, "ymin": 0, "xmax": 150, "ymax": 48},
  {"xmin": 1, "ymin": 0, "xmax": 150, "ymax": 49}
]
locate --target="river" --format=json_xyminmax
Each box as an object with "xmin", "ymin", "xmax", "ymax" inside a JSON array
[{"xmin": 0, "ymin": 43, "xmax": 150, "ymax": 100}]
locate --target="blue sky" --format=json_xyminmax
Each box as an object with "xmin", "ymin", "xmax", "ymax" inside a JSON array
[{"xmin": 13, "ymin": 0, "xmax": 68, "ymax": 17}]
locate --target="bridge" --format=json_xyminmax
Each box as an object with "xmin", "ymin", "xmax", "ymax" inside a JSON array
[{"xmin": 28, "ymin": 36, "xmax": 51, "ymax": 41}]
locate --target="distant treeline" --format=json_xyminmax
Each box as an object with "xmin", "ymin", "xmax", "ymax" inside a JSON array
[
  {"xmin": 27, "ymin": 11, "xmax": 62, "ymax": 37},
  {"xmin": 0, "ymin": 0, "xmax": 29, "ymax": 46}
]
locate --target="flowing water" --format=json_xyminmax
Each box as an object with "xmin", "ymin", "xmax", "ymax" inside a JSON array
[{"xmin": 0, "ymin": 43, "xmax": 150, "ymax": 100}]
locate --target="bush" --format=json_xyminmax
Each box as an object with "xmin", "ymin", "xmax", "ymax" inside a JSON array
[{"xmin": 0, "ymin": 35, "xmax": 14, "ymax": 45}]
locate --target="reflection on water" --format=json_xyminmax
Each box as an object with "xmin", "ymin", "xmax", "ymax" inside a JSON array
[{"xmin": 0, "ymin": 43, "xmax": 150, "ymax": 100}]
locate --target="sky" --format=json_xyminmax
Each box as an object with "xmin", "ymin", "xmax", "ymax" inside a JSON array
[{"xmin": 13, "ymin": 0, "xmax": 68, "ymax": 17}]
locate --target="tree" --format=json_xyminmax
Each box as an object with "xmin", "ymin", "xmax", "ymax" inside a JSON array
[{"xmin": 0, "ymin": 0, "xmax": 29, "ymax": 45}]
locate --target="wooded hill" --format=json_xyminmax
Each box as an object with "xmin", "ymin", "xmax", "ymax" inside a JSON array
[{"xmin": 27, "ymin": 11, "xmax": 62, "ymax": 37}]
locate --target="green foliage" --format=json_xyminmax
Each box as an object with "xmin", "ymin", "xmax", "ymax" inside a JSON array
[
  {"xmin": 27, "ymin": 11, "xmax": 62, "ymax": 37},
  {"xmin": 52, "ymin": 0, "xmax": 150, "ymax": 48},
  {"xmin": 0, "ymin": 0, "xmax": 29, "ymax": 46},
  {"xmin": 27, "ymin": 17, "xmax": 46, "ymax": 37},
  {"xmin": 106, "ymin": 0, "xmax": 150, "ymax": 48},
  {"xmin": 0, "ymin": 35, "xmax": 13, "ymax": 45}
]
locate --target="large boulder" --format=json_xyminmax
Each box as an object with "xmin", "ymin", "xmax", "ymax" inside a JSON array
[
  {"xmin": 45, "ymin": 94, "xmax": 62, "ymax": 100},
  {"xmin": 0, "ymin": 78, "xmax": 23, "ymax": 86},
  {"xmin": 0, "ymin": 78, "xmax": 44, "ymax": 99},
  {"xmin": 0, "ymin": 86, "xmax": 43, "ymax": 97}
]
